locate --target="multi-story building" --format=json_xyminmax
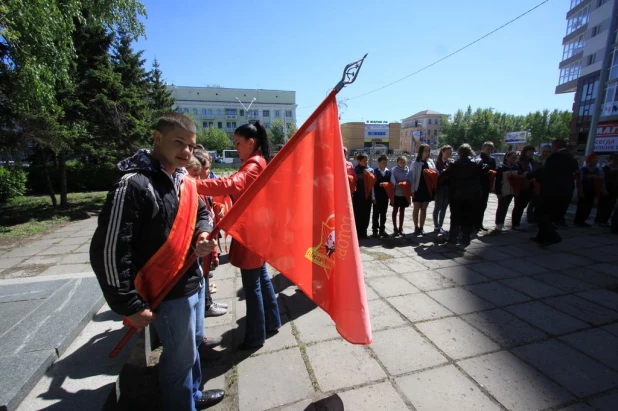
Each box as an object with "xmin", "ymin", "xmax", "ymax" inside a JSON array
[
  {"xmin": 169, "ymin": 86, "xmax": 297, "ymax": 135},
  {"xmin": 340, "ymin": 121, "xmax": 401, "ymax": 152},
  {"xmin": 555, "ymin": 0, "xmax": 617, "ymax": 152},
  {"xmin": 400, "ymin": 110, "xmax": 444, "ymax": 154}
]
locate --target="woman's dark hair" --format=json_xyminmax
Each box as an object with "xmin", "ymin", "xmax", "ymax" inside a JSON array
[
  {"xmin": 504, "ymin": 151, "xmax": 516, "ymax": 164},
  {"xmin": 521, "ymin": 145, "xmax": 535, "ymax": 161},
  {"xmin": 193, "ymin": 150, "xmax": 210, "ymax": 168},
  {"xmin": 439, "ymin": 145, "xmax": 452, "ymax": 157},
  {"xmin": 416, "ymin": 144, "xmax": 430, "ymax": 162},
  {"xmin": 377, "ymin": 154, "xmax": 388, "ymax": 162},
  {"xmin": 234, "ymin": 121, "xmax": 273, "ymax": 164}
]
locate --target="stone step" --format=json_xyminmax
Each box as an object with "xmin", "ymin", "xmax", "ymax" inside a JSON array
[{"xmin": 0, "ymin": 277, "xmax": 104, "ymax": 411}]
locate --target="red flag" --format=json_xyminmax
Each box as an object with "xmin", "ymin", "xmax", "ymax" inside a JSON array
[{"xmin": 216, "ymin": 90, "xmax": 372, "ymax": 344}]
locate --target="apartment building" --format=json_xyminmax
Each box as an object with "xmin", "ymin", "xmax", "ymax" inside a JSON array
[
  {"xmin": 399, "ymin": 110, "xmax": 444, "ymax": 154},
  {"xmin": 169, "ymin": 86, "xmax": 297, "ymax": 134}
]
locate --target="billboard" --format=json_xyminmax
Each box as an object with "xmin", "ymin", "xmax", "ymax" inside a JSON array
[
  {"xmin": 594, "ymin": 122, "xmax": 618, "ymax": 152},
  {"xmin": 364, "ymin": 121, "xmax": 389, "ymax": 145},
  {"xmin": 505, "ymin": 131, "xmax": 528, "ymax": 144}
]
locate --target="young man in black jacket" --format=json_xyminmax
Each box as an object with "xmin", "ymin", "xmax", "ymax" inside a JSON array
[
  {"xmin": 90, "ymin": 113, "xmax": 224, "ymax": 410},
  {"xmin": 476, "ymin": 141, "xmax": 497, "ymax": 231},
  {"xmin": 371, "ymin": 155, "xmax": 391, "ymax": 237}
]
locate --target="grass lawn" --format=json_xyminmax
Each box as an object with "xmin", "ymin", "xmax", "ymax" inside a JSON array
[{"xmin": 0, "ymin": 192, "xmax": 107, "ymax": 240}]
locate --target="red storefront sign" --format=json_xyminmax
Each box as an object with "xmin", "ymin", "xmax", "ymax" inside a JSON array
[{"xmin": 595, "ymin": 122, "xmax": 618, "ymax": 152}]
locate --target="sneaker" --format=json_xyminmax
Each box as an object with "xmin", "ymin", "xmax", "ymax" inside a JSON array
[
  {"xmin": 201, "ymin": 336, "xmax": 223, "ymax": 348},
  {"xmin": 205, "ymin": 304, "xmax": 227, "ymax": 317},
  {"xmin": 439, "ymin": 228, "xmax": 448, "ymax": 235},
  {"xmin": 413, "ymin": 228, "xmax": 421, "ymax": 235},
  {"xmin": 495, "ymin": 224, "xmax": 505, "ymax": 232},
  {"xmin": 379, "ymin": 231, "xmax": 389, "ymax": 237},
  {"xmin": 212, "ymin": 301, "xmax": 229, "ymax": 309},
  {"xmin": 433, "ymin": 227, "xmax": 440, "ymax": 233}
]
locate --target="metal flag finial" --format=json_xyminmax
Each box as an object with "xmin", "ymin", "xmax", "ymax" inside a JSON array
[{"xmin": 334, "ymin": 53, "xmax": 368, "ymax": 92}]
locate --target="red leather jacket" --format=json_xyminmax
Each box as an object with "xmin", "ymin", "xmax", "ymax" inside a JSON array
[{"xmin": 195, "ymin": 152, "xmax": 266, "ymax": 269}]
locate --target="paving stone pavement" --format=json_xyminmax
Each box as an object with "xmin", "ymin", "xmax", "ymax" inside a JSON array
[{"xmin": 3, "ymin": 198, "xmax": 618, "ymax": 411}]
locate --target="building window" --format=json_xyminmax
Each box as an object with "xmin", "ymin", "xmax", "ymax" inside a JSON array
[
  {"xmin": 602, "ymin": 83, "xmax": 618, "ymax": 117},
  {"xmin": 591, "ymin": 25, "xmax": 601, "ymax": 37},
  {"xmin": 610, "ymin": 47, "xmax": 618, "ymax": 80},
  {"xmin": 176, "ymin": 107, "xmax": 183, "ymax": 113},
  {"xmin": 562, "ymin": 35, "xmax": 585, "ymax": 60},
  {"xmin": 285, "ymin": 110, "xmax": 292, "ymax": 118},
  {"xmin": 581, "ymin": 76, "xmax": 599, "ymax": 102},
  {"xmin": 183, "ymin": 108, "xmax": 189, "ymax": 114},
  {"xmin": 193, "ymin": 108, "xmax": 198, "ymax": 116},
  {"xmin": 566, "ymin": 6, "xmax": 590, "ymax": 35},
  {"xmin": 598, "ymin": 0, "xmax": 609, "ymax": 6},
  {"xmin": 578, "ymin": 103, "xmax": 595, "ymax": 117},
  {"xmin": 274, "ymin": 110, "xmax": 281, "ymax": 117},
  {"xmin": 217, "ymin": 109, "xmax": 222, "ymax": 116},
  {"xmin": 428, "ymin": 119, "xmax": 432, "ymax": 125},
  {"xmin": 570, "ymin": 0, "xmax": 584, "ymax": 9},
  {"xmin": 265, "ymin": 123, "xmax": 271, "ymax": 129},
  {"xmin": 559, "ymin": 61, "xmax": 581, "ymax": 84},
  {"xmin": 262, "ymin": 110, "xmax": 270, "ymax": 117},
  {"xmin": 435, "ymin": 118, "xmax": 439, "ymax": 125},
  {"xmin": 225, "ymin": 108, "xmax": 237, "ymax": 115},
  {"xmin": 218, "ymin": 122, "xmax": 223, "ymax": 129},
  {"xmin": 240, "ymin": 109, "xmax": 245, "ymax": 116},
  {"xmin": 202, "ymin": 121, "xmax": 213, "ymax": 128},
  {"xmin": 587, "ymin": 54, "xmax": 597, "ymax": 66}
]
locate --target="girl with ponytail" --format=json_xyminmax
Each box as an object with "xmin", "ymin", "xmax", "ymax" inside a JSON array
[{"xmin": 195, "ymin": 120, "xmax": 281, "ymax": 350}]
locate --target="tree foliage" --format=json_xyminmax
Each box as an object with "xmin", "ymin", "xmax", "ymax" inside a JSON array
[
  {"xmin": 197, "ymin": 127, "xmax": 232, "ymax": 152},
  {"xmin": 439, "ymin": 106, "xmax": 571, "ymax": 150}
]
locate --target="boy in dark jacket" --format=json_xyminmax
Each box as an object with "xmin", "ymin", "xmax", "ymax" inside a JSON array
[
  {"xmin": 372, "ymin": 154, "xmax": 391, "ymax": 237},
  {"xmin": 90, "ymin": 113, "xmax": 224, "ymax": 410}
]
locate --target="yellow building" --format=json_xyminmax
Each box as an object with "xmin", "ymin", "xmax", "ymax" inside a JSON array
[{"xmin": 340, "ymin": 121, "xmax": 402, "ymax": 151}]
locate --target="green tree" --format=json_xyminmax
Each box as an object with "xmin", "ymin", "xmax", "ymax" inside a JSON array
[
  {"xmin": 268, "ymin": 119, "xmax": 286, "ymax": 146},
  {"xmin": 197, "ymin": 127, "xmax": 232, "ymax": 152},
  {"xmin": 286, "ymin": 123, "xmax": 297, "ymax": 141},
  {"xmin": 148, "ymin": 58, "xmax": 175, "ymax": 123},
  {"xmin": 111, "ymin": 30, "xmax": 151, "ymax": 155}
]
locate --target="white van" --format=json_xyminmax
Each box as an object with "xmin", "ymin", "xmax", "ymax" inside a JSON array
[{"xmin": 221, "ymin": 150, "xmax": 239, "ymax": 164}]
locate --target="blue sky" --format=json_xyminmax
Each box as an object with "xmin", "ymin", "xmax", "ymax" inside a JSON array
[{"xmin": 135, "ymin": 0, "xmax": 573, "ymax": 125}]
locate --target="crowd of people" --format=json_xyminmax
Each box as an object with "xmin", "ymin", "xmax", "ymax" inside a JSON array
[
  {"xmin": 88, "ymin": 110, "xmax": 618, "ymax": 410},
  {"xmin": 91, "ymin": 114, "xmax": 282, "ymax": 410},
  {"xmin": 347, "ymin": 140, "xmax": 618, "ymax": 246}
]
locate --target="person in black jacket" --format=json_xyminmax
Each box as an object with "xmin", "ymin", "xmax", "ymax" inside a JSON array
[
  {"xmin": 596, "ymin": 153, "xmax": 618, "ymax": 226},
  {"xmin": 90, "ymin": 113, "xmax": 224, "ymax": 410},
  {"xmin": 441, "ymin": 144, "xmax": 487, "ymax": 246},
  {"xmin": 372, "ymin": 154, "xmax": 391, "ymax": 238},
  {"xmin": 475, "ymin": 141, "xmax": 497, "ymax": 231},
  {"xmin": 493, "ymin": 151, "xmax": 519, "ymax": 232},
  {"xmin": 529, "ymin": 139, "xmax": 579, "ymax": 245}
]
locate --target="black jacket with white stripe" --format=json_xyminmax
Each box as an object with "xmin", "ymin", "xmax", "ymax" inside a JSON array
[{"xmin": 90, "ymin": 150, "xmax": 213, "ymax": 316}]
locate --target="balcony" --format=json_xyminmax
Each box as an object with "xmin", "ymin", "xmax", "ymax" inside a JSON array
[
  {"xmin": 602, "ymin": 102, "xmax": 618, "ymax": 117},
  {"xmin": 226, "ymin": 115, "xmax": 237, "ymax": 119}
]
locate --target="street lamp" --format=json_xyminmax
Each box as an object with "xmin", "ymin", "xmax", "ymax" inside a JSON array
[{"xmin": 235, "ymin": 97, "xmax": 256, "ymax": 123}]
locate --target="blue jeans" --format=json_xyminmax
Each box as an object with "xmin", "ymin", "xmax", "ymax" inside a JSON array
[
  {"xmin": 240, "ymin": 264, "xmax": 281, "ymax": 346},
  {"xmin": 152, "ymin": 279, "xmax": 205, "ymax": 411},
  {"xmin": 432, "ymin": 186, "xmax": 449, "ymax": 228}
]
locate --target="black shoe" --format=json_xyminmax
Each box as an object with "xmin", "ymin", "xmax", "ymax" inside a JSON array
[
  {"xmin": 238, "ymin": 342, "xmax": 263, "ymax": 351},
  {"xmin": 379, "ymin": 230, "xmax": 389, "ymax": 237},
  {"xmin": 195, "ymin": 389, "xmax": 225, "ymax": 409},
  {"xmin": 371, "ymin": 232, "xmax": 380, "ymax": 238},
  {"xmin": 478, "ymin": 226, "xmax": 488, "ymax": 232}
]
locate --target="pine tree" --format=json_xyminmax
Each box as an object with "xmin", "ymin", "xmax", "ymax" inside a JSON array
[
  {"xmin": 111, "ymin": 31, "xmax": 151, "ymax": 155},
  {"xmin": 148, "ymin": 58, "xmax": 175, "ymax": 123}
]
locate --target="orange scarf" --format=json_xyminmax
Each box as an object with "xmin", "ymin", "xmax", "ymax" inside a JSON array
[{"xmin": 422, "ymin": 169, "xmax": 438, "ymax": 197}]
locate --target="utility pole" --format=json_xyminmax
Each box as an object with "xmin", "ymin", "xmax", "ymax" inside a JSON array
[
  {"xmin": 585, "ymin": 1, "xmax": 618, "ymax": 155},
  {"xmin": 235, "ymin": 97, "xmax": 256, "ymax": 124}
]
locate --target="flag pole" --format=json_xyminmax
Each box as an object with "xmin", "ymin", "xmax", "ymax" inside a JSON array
[
  {"xmin": 334, "ymin": 53, "xmax": 368, "ymax": 92},
  {"xmin": 108, "ymin": 54, "xmax": 368, "ymax": 358}
]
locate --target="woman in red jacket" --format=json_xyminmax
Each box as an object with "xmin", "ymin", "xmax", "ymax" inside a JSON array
[{"xmin": 195, "ymin": 121, "xmax": 281, "ymax": 350}]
